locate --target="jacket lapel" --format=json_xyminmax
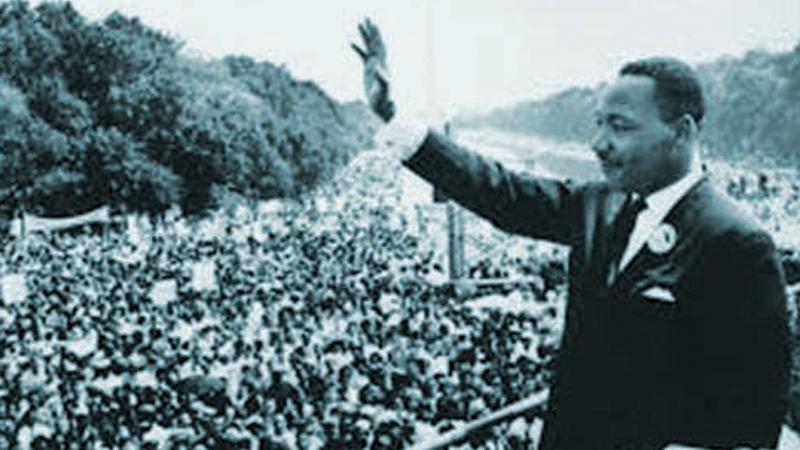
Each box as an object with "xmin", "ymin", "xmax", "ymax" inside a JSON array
[
  {"xmin": 608, "ymin": 177, "xmax": 710, "ymax": 293},
  {"xmin": 590, "ymin": 190, "xmax": 629, "ymax": 293}
]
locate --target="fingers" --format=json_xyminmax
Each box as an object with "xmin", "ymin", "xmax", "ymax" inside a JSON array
[
  {"xmin": 358, "ymin": 21, "xmax": 369, "ymax": 45},
  {"xmin": 350, "ymin": 43, "xmax": 367, "ymax": 61},
  {"xmin": 354, "ymin": 17, "xmax": 394, "ymax": 122},
  {"xmin": 359, "ymin": 19, "xmax": 379, "ymax": 51},
  {"xmin": 355, "ymin": 21, "xmax": 374, "ymax": 60},
  {"xmin": 365, "ymin": 19, "xmax": 385, "ymax": 52},
  {"xmin": 363, "ymin": 18, "xmax": 377, "ymax": 43},
  {"xmin": 355, "ymin": 17, "xmax": 385, "ymax": 59}
]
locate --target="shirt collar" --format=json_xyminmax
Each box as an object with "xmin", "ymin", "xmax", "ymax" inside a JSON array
[{"xmin": 641, "ymin": 158, "xmax": 704, "ymax": 216}]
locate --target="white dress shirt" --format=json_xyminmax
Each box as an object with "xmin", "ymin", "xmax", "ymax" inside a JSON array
[{"xmin": 618, "ymin": 159, "xmax": 704, "ymax": 271}]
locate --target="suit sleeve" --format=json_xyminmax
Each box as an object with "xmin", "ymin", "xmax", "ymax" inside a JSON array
[
  {"xmin": 682, "ymin": 229, "xmax": 790, "ymax": 448},
  {"xmin": 402, "ymin": 130, "xmax": 585, "ymax": 246}
]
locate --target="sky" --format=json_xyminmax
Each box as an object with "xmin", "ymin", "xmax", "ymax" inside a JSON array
[{"xmin": 32, "ymin": 0, "xmax": 800, "ymax": 115}]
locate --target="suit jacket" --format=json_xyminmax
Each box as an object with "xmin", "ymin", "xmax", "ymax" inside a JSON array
[{"xmin": 403, "ymin": 131, "xmax": 790, "ymax": 450}]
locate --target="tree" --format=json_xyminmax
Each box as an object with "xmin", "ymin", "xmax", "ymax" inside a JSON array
[{"xmin": 0, "ymin": 1, "xmax": 378, "ymax": 218}]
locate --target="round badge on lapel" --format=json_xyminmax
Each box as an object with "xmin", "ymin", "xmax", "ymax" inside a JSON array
[{"xmin": 647, "ymin": 223, "xmax": 677, "ymax": 254}]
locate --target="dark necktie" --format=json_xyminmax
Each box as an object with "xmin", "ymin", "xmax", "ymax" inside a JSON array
[{"xmin": 606, "ymin": 194, "xmax": 647, "ymax": 286}]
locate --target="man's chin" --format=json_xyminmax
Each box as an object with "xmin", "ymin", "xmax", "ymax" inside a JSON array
[
  {"xmin": 602, "ymin": 172, "xmax": 621, "ymax": 189},
  {"xmin": 603, "ymin": 175, "xmax": 635, "ymax": 193}
]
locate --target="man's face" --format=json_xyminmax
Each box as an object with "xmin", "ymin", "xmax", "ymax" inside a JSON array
[{"xmin": 591, "ymin": 75, "xmax": 676, "ymax": 193}]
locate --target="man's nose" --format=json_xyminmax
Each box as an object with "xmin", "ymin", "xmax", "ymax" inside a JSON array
[{"xmin": 590, "ymin": 128, "xmax": 612, "ymax": 158}]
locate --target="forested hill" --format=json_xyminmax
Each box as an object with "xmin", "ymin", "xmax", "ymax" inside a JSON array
[
  {"xmin": 0, "ymin": 1, "xmax": 381, "ymax": 218},
  {"xmin": 455, "ymin": 44, "xmax": 800, "ymax": 168}
]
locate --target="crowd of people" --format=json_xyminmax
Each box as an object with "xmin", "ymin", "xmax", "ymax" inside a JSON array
[
  {"xmin": 714, "ymin": 162, "xmax": 800, "ymax": 249},
  {"xmin": 0, "ymin": 149, "xmax": 568, "ymax": 450},
  {"xmin": 0, "ymin": 146, "xmax": 797, "ymax": 450}
]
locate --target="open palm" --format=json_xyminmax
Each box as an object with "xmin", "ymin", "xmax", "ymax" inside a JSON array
[{"xmin": 352, "ymin": 18, "xmax": 395, "ymax": 122}]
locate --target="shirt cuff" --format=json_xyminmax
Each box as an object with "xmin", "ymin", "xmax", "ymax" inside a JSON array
[{"xmin": 376, "ymin": 110, "xmax": 430, "ymax": 160}]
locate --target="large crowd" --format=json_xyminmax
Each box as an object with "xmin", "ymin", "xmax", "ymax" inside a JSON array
[
  {"xmin": 0, "ymin": 148, "xmax": 568, "ymax": 450},
  {"xmin": 713, "ymin": 163, "xmax": 800, "ymax": 249},
  {"xmin": 0, "ymin": 145, "xmax": 797, "ymax": 450}
]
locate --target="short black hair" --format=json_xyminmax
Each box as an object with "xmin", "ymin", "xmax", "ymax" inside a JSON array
[{"xmin": 619, "ymin": 57, "xmax": 705, "ymax": 127}]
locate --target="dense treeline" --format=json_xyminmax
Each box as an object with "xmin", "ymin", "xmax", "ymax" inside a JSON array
[
  {"xmin": 0, "ymin": 1, "xmax": 380, "ymax": 219},
  {"xmin": 456, "ymin": 44, "xmax": 800, "ymax": 168}
]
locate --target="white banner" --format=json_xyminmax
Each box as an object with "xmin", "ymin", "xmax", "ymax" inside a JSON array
[
  {"xmin": 191, "ymin": 260, "xmax": 217, "ymax": 291},
  {"xmin": 11, "ymin": 205, "xmax": 110, "ymax": 238},
  {"xmin": 1, "ymin": 273, "xmax": 27, "ymax": 304}
]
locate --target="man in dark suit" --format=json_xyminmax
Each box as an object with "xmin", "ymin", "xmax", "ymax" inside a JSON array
[{"xmin": 352, "ymin": 19, "xmax": 790, "ymax": 450}]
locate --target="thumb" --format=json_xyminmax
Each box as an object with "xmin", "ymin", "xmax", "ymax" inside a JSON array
[{"xmin": 350, "ymin": 43, "xmax": 367, "ymax": 61}]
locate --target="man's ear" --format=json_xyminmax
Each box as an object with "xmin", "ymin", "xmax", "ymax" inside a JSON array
[{"xmin": 672, "ymin": 114, "xmax": 697, "ymax": 143}]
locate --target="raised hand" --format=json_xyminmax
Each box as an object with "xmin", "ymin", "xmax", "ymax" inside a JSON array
[{"xmin": 352, "ymin": 18, "xmax": 395, "ymax": 122}]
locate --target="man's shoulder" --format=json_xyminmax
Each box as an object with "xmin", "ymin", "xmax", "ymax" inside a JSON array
[{"xmin": 689, "ymin": 180, "xmax": 774, "ymax": 249}]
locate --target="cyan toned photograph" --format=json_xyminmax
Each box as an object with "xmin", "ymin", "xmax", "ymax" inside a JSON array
[{"xmin": 0, "ymin": 1, "xmax": 798, "ymax": 449}]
